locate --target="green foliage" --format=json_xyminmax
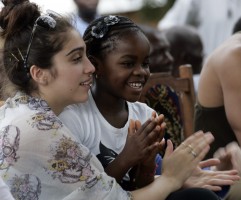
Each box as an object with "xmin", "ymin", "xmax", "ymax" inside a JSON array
[{"xmin": 140, "ymin": 0, "xmax": 176, "ymax": 24}]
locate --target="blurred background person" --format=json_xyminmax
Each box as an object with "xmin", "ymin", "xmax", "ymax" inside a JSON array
[
  {"xmin": 71, "ymin": 0, "xmax": 100, "ymax": 35},
  {"xmin": 161, "ymin": 25, "xmax": 203, "ymax": 93},
  {"xmin": 140, "ymin": 24, "xmax": 174, "ymax": 74},
  {"xmin": 140, "ymin": 25, "xmax": 182, "ymax": 149},
  {"xmin": 232, "ymin": 16, "xmax": 241, "ymax": 34},
  {"xmin": 158, "ymin": 0, "xmax": 241, "ymax": 59}
]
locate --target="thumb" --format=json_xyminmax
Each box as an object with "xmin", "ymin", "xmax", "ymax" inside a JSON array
[
  {"xmin": 164, "ymin": 139, "xmax": 174, "ymax": 157},
  {"xmin": 151, "ymin": 111, "xmax": 157, "ymax": 118},
  {"xmin": 128, "ymin": 119, "xmax": 136, "ymax": 135},
  {"xmin": 135, "ymin": 120, "xmax": 142, "ymax": 131}
]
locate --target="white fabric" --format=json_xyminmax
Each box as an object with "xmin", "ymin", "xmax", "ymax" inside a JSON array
[
  {"xmin": 158, "ymin": 0, "xmax": 241, "ymax": 57},
  {"xmin": 71, "ymin": 13, "xmax": 90, "ymax": 36},
  {"xmin": 71, "ymin": 13, "xmax": 100, "ymax": 36},
  {"xmin": 0, "ymin": 92, "xmax": 131, "ymax": 200},
  {"xmin": 0, "ymin": 177, "xmax": 14, "ymax": 200},
  {"xmin": 59, "ymin": 92, "xmax": 155, "ymax": 156},
  {"xmin": 193, "ymin": 74, "xmax": 200, "ymax": 94}
]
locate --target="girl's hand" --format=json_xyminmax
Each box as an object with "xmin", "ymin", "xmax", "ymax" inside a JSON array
[{"xmin": 120, "ymin": 114, "xmax": 165, "ymax": 168}]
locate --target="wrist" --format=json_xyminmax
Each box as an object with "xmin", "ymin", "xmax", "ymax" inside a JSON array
[
  {"xmin": 158, "ymin": 174, "xmax": 182, "ymax": 192},
  {"xmin": 117, "ymin": 151, "xmax": 135, "ymax": 170}
]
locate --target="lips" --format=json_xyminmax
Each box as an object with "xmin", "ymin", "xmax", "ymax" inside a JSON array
[
  {"xmin": 128, "ymin": 82, "xmax": 142, "ymax": 89},
  {"xmin": 127, "ymin": 81, "xmax": 145, "ymax": 89},
  {"xmin": 80, "ymin": 78, "xmax": 93, "ymax": 87}
]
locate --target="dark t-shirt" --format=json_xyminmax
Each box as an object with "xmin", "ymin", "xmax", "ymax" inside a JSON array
[{"xmin": 194, "ymin": 103, "xmax": 238, "ymax": 159}]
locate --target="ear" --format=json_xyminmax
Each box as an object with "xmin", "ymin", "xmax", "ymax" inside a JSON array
[{"xmin": 29, "ymin": 65, "xmax": 49, "ymax": 85}]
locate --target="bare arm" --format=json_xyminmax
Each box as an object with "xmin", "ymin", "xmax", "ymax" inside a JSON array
[{"xmin": 216, "ymin": 48, "xmax": 241, "ymax": 145}]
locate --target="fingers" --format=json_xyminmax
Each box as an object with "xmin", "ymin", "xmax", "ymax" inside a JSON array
[
  {"xmin": 135, "ymin": 118, "xmax": 153, "ymax": 136},
  {"xmin": 164, "ymin": 139, "xmax": 174, "ymax": 157},
  {"xmin": 189, "ymin": 170, "xmax": 240, "ymax": 192},
  {"xmin": 199, "ymin": 158, "xmax": 220, "ymax": 169},
  {"xmin": 128, "ymin": 119, "xmax": 136, "ymax": 135},
  {"xmin": 143, "ymin": 114, "xmax": 166, "ymax": 143},
  {"xmin": 180, "ymin": 131, "xmax": 214, "ymax": 162},
  {"xmin": 202, "ymin": 185, "xmax": 222, "ymax": 191}
]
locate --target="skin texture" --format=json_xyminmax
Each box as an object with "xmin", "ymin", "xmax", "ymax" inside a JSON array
[
  {"xmin": 198, "ymin": 33, "xmax": 241, "ymax": 145},
  {"xmin": 92, "ymin": 32, "xmax": 151, "ymax": 127},
  {"xmin": 30, "ymin": 29, "xmax": 95, "ymax": 115},
  {"xmin": 213, "ymin": 142, "xmax": 241, "ymax": 175},
  {"xmin": 132, "ymin": 131, "xmax": 217, "ymax": 200}
]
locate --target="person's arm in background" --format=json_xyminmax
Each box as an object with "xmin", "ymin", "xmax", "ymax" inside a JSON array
[
  {"xmin": 213, "ymin": 142, "xmax": 241, "ymax": 174},
  {"xmin": 216, "ymin": 46, "xmax": 241, "ymax": 146}
]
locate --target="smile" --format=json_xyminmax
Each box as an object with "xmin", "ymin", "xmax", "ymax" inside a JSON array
[
  {"xmin": 80, "ymin": 79, "xmax": 92, "ymax": 87},
  {"xmin": 128, "ymin": 82, "xmax": 143, "ymax": 89}
]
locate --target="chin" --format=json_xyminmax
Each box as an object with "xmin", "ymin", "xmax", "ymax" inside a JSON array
[
  {"xmin": 126, "ymin": 95, "xmax": 140, "ymax": 103},
  {"xmin": 73, "ymin": 95, "xmax": 89, "ymax": 104}
]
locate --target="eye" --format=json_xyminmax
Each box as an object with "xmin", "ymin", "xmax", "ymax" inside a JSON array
[
  {"xmin": 142, "ymin": 60, "xmax": 150, "ymax": 68},
  {"xmin": 72, "ymin": 56, "xmax": 83, "ymax": 63},
  {"xmin": 121, "ymin": 61, "xmax": 135, "ymax": 68}
]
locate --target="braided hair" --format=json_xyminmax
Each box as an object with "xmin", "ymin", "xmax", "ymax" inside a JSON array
[{"xmin": 83, "ymin": 15, "xmax": 145, "ymax": 59}]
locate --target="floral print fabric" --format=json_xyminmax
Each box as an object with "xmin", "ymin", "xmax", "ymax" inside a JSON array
[{"xmin": 0, "ymin": 92, "xmax": 131, "ymax": 200}]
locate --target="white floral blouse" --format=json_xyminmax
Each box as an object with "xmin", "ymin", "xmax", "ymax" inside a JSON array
[{"xmin": 0, "ymin": 92, "xmax": 132, "ymax": 200}]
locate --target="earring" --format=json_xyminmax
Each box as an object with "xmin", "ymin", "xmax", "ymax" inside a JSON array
[
  {"xmin": 95, "ymin": 74, "xmax": 98, "ymax": 79},
  {"xmin": 43, "ymin": 77, "xmax": 48, "ymax": 85}
]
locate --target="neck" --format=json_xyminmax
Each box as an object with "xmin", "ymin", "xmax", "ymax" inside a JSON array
[
  {"xmin": 91, "ymin": 84, "xmax": 127, "ymax": 114},
  {"xmin": 91, "ymin": 83, "xmax": 129, "ymax": 128},
  {"xmin": 31, "ymin": 91, "xmax": 65, "ymax": 116}
]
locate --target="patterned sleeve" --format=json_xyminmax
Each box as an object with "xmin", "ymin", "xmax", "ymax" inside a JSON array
[{"xmin": 0, "ymin": 98, "xmax": 131, "ymax": 200}]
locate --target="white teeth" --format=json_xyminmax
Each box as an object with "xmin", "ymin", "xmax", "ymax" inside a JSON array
[
  {"xmin": 80, "ymin": 82, "xmax": 91, "ymax": 86},
  {"xmin": 129, "ymin": 83, "xmax": 142, "ymax": 88}
]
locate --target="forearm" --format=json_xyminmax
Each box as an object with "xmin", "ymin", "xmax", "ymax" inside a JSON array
[
  {"xmin": 104, "ymin": 153, "xmax": 133, "ymax": 183},
  {"xmin": 134, "ymin": 162, "xmax": 156, "ymax": 188},
  {"xmin": 131, "ymin": 175, "xmax": 180, "ymax": 200}
]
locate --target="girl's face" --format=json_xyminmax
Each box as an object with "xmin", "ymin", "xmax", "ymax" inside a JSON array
[
  {"xmin": 95, "ymin": 32, "xmax": 150, "ymax": 102},
  {"xmin": 46, "ymin": 29, "xmax": 95, "ymax": 107}
]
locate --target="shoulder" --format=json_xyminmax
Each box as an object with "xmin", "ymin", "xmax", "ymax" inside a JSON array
[{"xmin": 204, "ymin": 34, "xmax": 241, "ymax": 72}]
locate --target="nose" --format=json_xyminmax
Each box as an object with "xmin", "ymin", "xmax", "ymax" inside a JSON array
[
  {"xmin": 84, "ymin": 56, "xmax": 95, "ymax": 74},
  {"xmin": 133, "ymin": 65, "xmax": 150, "ymax": 77}
]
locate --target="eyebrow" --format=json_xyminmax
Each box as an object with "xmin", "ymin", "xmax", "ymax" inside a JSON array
[
  {"xmin": 120, "ymin": 55, "xmax": 137, "ymax": 59},
  {"xmin": 65, "ymin": 47, "xmax": 84, "ymax": 56}
]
